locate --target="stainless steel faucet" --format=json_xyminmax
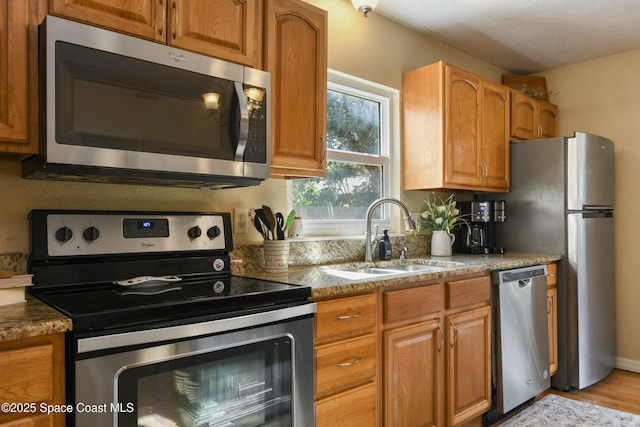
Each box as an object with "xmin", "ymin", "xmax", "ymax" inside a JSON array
[{"xmin": 364, "ymin": 198, "xmax": 417, "ymax": 262}]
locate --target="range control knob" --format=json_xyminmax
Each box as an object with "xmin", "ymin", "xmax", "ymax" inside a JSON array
[
  {"xmin": 207, "ymin": 226, "xmax": 221, "ymax": 239},
  {"xmin": 188, "ymin": 226, "xmax": 202, "ymax": 239},
  {"xmin": 83, "ymin": 226, "xmax": 100, "ymax": 242},
  {"xmin": 54, "ymin": 226, "xmax": 73, "ymax": 243}
]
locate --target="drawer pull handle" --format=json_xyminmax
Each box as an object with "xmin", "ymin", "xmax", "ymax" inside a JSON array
[
  {"xmin": 335, "ymin": 312, "xmax": 361, "ymax": 320},
  {"xmin": 336, "ymin": 357, "xmax": 362, "ymax": 367},
  {"xmin": 548, "ymin": 274, "xmax": 557, "ymax": 277}
]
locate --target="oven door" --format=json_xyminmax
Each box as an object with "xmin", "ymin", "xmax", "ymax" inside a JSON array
[{"xmin": 72, "ymin": 305, "xmax": 315, "ymax": 427}]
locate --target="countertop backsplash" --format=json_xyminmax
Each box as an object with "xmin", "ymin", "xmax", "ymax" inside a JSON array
[
  {"xmin": 231, "ymin": 235, "xmax": 429, "ymax": 275},
  {"xmin": 0, "ymin": 253, "xmax": 28, "ymax": 273},
  {"xmin": 1, "ymin": 235, "xmax": 430, "ymax": 277}
]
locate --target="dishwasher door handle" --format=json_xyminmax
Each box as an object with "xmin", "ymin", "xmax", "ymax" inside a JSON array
[{"xmin": 518, "ymin": 278, "xmax": 532, "ymax": 287}]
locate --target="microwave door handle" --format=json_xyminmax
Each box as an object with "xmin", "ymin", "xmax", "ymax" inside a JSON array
[{"xmin": 234, "ymin": 82, "xmax": 250, "ymax": 161}]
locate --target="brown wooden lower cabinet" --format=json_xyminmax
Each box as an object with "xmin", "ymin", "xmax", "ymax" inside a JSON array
[
  {"xmin": 0, "ymin": 415, "xmax": 55, "ymax": 427},
  {"xmin": 384, "ymin": 319, "xmax": 444, "ymax": 426},
  {"xmin": 314, "ymin": 293, "xmax": 378, "ymax": 426},
  {"xmin": 445, "ymin": 306, "xmax": 492, "ymax": 425},
  {"xmin": 314, "ymin": 274, "xmax": 493, "ymax": 426},
  {"xmin": 381, "ymin": 274, "xmax": 491, "ymax": 426},
  {"xmin": 546, "ymin": 261, "xmax": 559, "ymax": 376},
  {"xmin": 0, "ymin": 333, "xmax": 65, "ymax": 427}
]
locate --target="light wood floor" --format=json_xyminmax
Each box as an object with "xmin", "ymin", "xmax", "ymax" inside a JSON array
[{"xmin": 542, "ymin": 369, "xmax": 640, "ymax": 415}]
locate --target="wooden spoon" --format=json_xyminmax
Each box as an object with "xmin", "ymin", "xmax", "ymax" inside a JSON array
[{"xmin": 261, "ymin": 205, "xmax": 278, "ymax": 239}]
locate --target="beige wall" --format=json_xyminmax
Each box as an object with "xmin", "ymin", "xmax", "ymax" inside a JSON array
[
  {"xmin": 2, "ymin": 0, "xmax": 636, "ymax": 364},
  {"xmin": 0, "ymin": 0, "xmax": 504, "ymax": 253},
  {"xmin": 540, "ymin": 50, "xmax": 640, "ymax": 367}
]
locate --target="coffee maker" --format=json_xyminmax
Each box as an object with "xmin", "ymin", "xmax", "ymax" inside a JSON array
[{"xmin": 453, "ymin": 201, "xmax": 506, "ymax": 254}]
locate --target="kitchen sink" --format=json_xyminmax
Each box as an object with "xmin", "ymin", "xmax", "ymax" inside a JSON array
[{"xmin": 322, "ymin": 260, "xmax": 465, "ymax": 280}]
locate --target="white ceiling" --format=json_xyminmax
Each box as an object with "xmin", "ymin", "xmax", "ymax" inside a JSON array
[{"xmin": 373, "ymin": 0, "xmax": 640, "ymax": 74}]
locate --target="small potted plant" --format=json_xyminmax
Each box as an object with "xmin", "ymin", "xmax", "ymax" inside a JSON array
[{"xmin": 420, "ymin": 192, "xmax": 464, "ymax": 256}]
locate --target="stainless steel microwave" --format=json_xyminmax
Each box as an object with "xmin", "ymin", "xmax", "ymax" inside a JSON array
[{"xmin": 23, "ymin": 16, "xmax": 270, "ymax": 189}]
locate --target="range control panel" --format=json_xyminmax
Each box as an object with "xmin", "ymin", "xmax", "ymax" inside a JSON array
[{"xmin": 31, "ymin": 211, "xmax": 232, "ymax": 258}]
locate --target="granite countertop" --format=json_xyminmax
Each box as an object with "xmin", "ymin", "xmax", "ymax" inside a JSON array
[
  {"xmin": 237, "ymin": 252, "xmax": 563, "ymax": 299},
  {"xmin": 0, "ymin": 296, "xmax": 72, "ymax": 342},
  {"xmin": 0, "ymin": 252, "xmax": 561, "ymax": 341}
]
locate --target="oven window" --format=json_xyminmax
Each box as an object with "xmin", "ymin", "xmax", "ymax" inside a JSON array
[
  {"xmin": 117, "ymin": 336, "xmax": 292, "ymax": 426},
  {"xmin": 55, "ymin": 41, "xmax": 268, "ymax": 161}
]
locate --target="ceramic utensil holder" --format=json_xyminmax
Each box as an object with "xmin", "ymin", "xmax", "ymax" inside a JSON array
[{"xmin": 263, "ymin": 240, "xmax": 289, "ymax": 273}]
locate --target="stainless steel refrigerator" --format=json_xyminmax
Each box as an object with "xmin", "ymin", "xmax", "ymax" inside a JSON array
[{"xmin": 488, "ymin": 131, "xmax": 615, "ymax": 391}]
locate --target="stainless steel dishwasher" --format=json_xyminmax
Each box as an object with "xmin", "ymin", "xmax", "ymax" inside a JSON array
[{"xmin": 492, "ymin": 265, "xmax": 550, "ymax": 414}]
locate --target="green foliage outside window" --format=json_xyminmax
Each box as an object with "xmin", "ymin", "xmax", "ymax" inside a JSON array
[{"xmin": 292, "ymin": 89, "xmax": 384, "ymax": 220}]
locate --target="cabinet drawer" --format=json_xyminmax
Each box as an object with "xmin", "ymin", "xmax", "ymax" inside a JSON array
[
  {"xmin": 446, "ymin": 275, "xmax": 490, "ymax": 310},
  {"xmin": 315, "ymin": 293, "xmax": 376, "ymax": 341},
  {"xmin": 546, "ymin": 262, "xmax": 557, "ymax": 287},
  {"xmin": 315, "ymin": 334, "xmax": 376, "ymax": 397},
  {"xmin": 0, "ymin": 345, "xmax": 53, "ymax": 403},
  {"xmin": 384, "ymin": 283, "xmax": 443, "ymax": 324},
  {"xmin": 315, "ymin": 382, "xmax": 376, "ymax": 427}
]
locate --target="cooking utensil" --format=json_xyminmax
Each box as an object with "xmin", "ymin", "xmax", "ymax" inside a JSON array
[
  {"xmin": 262, "ymin": 205, "xmax": 278, "ymax": 239},
  {"xmin": 285, "ymin": 209, "xmax": 296, "ymax": 232},
  {"xmin": 253, "ymin": 214, "xmax": 269, "ymax": 240},
  {"xmin": 255, "ymin": 208, "xmax": 272, "ymax": 240},
  {"xmin": 275, "ymin": 213, "xmax": 285, "ymax": 240}
]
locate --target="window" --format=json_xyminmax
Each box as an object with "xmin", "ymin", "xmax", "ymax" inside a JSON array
[{"xmin": 290, "ymin": 70, "xmax": 399, "ymax": 236}]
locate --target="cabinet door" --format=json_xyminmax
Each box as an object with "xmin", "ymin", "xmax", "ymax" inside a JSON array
[
  {"xmin": 0, "ymin": 0, "xmax": 39, "ymax": 154},
  {"xmin": 50, "ymin": 0, "xmax": 163, "ymax": 42},
  {"xmin": 0, "ymin": 414, "xmax": 55, "ymax": 427},
  {"xmin": 446, "ymin": 306, "xmax": 491, "ymax": 426},
  {"xmin": 171, "ymin": 0, "xmax": 261, "ymax": 67},
  {"xmin": 384, "ymin": 320, "xmax": 444, "ymax": 427},
  {"xmin": 510, "ymin": 90, "xmax": 537, "ymax": 140},
  {"xmin": 0, "ymin": 334, "xmax": 65, "ymax": 426},
  {"xmin": 480, "ymin": 82, "xmax": 510, "ymax": 191},
  {"xmin": 538, "ymin": 100, "xmax": 559, "ymax": 138},
  {"xmin": 266, "ymin": 0, "xmax": 327, "ymax": 178},
  {"xmin": 444, "ymin": 66, "xmax": 481, "ymax": 187},
  {"xmin": 548, "ymin": 286, "xmax": 558, "ymax": 375}
]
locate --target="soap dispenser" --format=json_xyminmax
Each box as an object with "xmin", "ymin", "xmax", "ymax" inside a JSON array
[{"xmin": 379, "ymin": 229, "xmax": 392, "ymax": 260}]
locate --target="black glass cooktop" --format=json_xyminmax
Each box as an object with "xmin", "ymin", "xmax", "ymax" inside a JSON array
[{"xmin": 29, "ymin": 275, "xmax": 310, "ymax": 334}]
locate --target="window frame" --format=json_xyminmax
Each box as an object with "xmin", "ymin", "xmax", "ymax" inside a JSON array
[{"xmin": 288, "ymin": 69, "xmax": 400, "ymax": 237}]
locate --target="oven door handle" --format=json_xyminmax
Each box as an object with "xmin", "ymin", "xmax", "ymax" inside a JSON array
[{"xmin": 76, "ymin": 302, "xmax": 317, "ymax": 354}]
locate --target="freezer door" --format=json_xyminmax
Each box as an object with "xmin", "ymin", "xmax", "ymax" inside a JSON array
[
  {"xmin": 567, "ymin": 212, "xmax": 615, "ymax": 389},
  {"xmin": 567, "ymin": 132, "xmax": 615, "ymax": 210}
]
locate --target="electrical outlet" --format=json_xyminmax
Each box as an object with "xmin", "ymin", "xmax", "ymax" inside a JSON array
[{"xmin": 234, "ymin": 207, "xmax": 249, "ymax": 234}]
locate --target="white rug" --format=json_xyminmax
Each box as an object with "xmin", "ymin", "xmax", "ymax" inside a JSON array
[{"xmin": 500, "ymin": 393, "xmax": 640, "ymax": 426}]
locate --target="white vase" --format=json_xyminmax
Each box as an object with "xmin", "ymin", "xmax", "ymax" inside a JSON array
[{"xmin": 431, "ymin": 230, "xmax": 455, "ymax": 256}]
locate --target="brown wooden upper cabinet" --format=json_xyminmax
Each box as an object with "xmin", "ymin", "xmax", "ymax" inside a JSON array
[
  {"xmin": 402, "ymin": 61, "xmax": 510, "ymax": 192},
  {"xmin": 266, "ymin": 0, "xmax": 328, "ymax": 178},
  {"xmin": 510, "ymin": 90, "xmax": 559, "ymax": 140},
  {"xmin": 0, "ymin": 0, "xmax": 42, "ymax": 157},
  {"xmin": 50, "ymin": 0, "xmax": 263, "ymax": 67}
]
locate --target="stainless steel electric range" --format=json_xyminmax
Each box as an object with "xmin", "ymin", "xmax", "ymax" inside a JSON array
[{"xmin": 28, "ymin": 210, "xmax": 316, "ymax": 427}]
